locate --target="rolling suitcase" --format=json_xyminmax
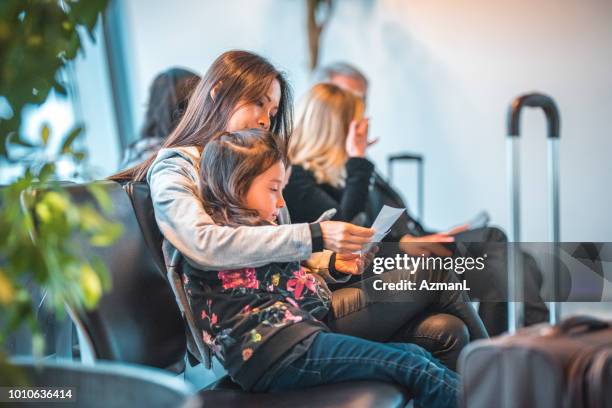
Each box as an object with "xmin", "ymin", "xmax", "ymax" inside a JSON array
[
  {"xmin": 459, "ymin": 315, "xmax": 612, "ymax": 408},
  {"xmin": 460, "ymin": 93, "xmax": 612, "ymax": 407}
]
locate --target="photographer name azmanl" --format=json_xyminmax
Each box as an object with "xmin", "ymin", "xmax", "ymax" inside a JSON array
[{"xmin": 372, "ymin": 279, "xmax": 471, "ymax": 291}]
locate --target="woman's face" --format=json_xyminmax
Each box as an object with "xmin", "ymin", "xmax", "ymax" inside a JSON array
[
  {"xmin": 245, "ymin": 161, "xmax": 286, "ymax": 224},
  {"xmin": 226, "ymin": 79, "xmax": 281, "ymax": 132}
]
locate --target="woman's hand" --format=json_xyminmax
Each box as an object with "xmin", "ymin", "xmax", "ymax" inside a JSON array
[
  {"xmin": 399, "ymin": 224, "xmax": 469, "ymax": 256},
  {"xmin": 320, "ymin": 221, "xmax": 374, "ymax": 253},
  {"xmin": 346, "ymin": 118, "xmax": 375, "ymax": 158},
  {"xmin": 400, "ymin": 234, "xmax": 453, "ymax": 257}
]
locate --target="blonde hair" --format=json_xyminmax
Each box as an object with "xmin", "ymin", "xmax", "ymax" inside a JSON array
[{"xmin": 290, "ymin": 83, "xmax": 364, "ymax": 187}]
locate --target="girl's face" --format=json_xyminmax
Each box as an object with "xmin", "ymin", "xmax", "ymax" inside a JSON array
[
  {"xmin": 245, "ymin": 161, "xmax": 286, "ymax": 224},
  {"xmin": 226, "ymin": 79, "xmax": 281, "ymax": 132}
]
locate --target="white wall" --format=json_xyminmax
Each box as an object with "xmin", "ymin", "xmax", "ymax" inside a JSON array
[{"xmin": 121, "ymin": 0, "xmax": 612, "ymax": 241}]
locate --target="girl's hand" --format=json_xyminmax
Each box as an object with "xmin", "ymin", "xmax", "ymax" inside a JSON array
[
  {"xmin": 346, "ymin": 118, "xmax": 374, "ymax": 158},
  {"xmin": 334, "ymin": 253, "xmax": 364, "ymax": 275},
  {"xmin": 334, "ymin": 246, "xmax": 378, "ymax": 275}
]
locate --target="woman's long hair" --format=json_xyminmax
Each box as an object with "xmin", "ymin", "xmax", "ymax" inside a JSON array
[
  {"xmin": 110, "ymin": 50, "xmax": 293, "ymax": 182},
  {"xmin": 289, "ymin": 83, "xmax": 363, "ymax": 188},
  {"xmin": 199, "ymin": 129, "xmax": 287, "ymax": 227}
]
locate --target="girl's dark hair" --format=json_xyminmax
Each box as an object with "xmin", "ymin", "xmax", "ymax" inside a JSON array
[
  {"xmin": 199, "ymin": 128, "xmax": 287, "ymax": 227},
  {"xmin": 140, "ymin": 67, "xmax": 201, "ymax": 140},
  {"xmin": 110, "ymin": 50, "xmax": 293, "ymax": 182}
]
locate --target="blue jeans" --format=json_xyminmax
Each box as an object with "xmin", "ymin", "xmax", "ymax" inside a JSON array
[{"xmin": 262, "ymin": 332, "xmax": 459, "ymax": 408}]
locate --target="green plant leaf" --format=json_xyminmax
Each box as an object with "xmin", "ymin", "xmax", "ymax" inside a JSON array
[
  {"xmin": 0, "ymin": 0, "xmax": 112, "ymax": 383},
  {"xmin": 34, "ymin": 202, "xmax": 52, "ymax": 224},
  {"xmin": 41, "ymin": 123, "xmax": 50, "ymax": 146},
  {"xmin": 80, "ymin": 263, "xmax": 102, "ymax": 309},
  {"xmin": 89, "ymin": 222, "xmax": 123, "ymax": 247},
  {"xmin": 79, "ymin": 205, "xmax": 104, "ymax": 231},
  {"xmin": 0, "ymin": 269, "xmax": 15, "ymax": 306},
  {"xmin": 38, "ymin": 163, "xmax": 57, "ymax": 182},
  {"xmin": 86, "ymin": 183, "xmax": 112, "ymax": 214},
  {"xmin": 91, "ymin": 257, "xmax": 112, "ymax": 292},
  {"xmin": 61, "ymin": 125, "xmax": 83, "ymax": 153},
  {"xmin": 31, "ymin": 332, "xmax": 45, "ymax": 359},
  {"xmin": 72, "ymin": 150, "xmax": 87, "ymax": 161},
  {"xmin": 53, "ymin": 80, "xmax": 67, "ymax": 96},
  {"xmin": 44, "ymin": 191, "xmax": 70, "ymax": 212}
]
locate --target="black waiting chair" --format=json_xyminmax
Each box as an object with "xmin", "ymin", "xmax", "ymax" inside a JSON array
[
  {"xmin": 27, "ymin": 181, "xmax": 187, "ymax": 372},
  {"xmin": 198, "ymin": 378, "xmax": 409, "ymax": 408},
  {"xmin": 123, "ymin": 181, "xmax": 212, "ymax": 370}
]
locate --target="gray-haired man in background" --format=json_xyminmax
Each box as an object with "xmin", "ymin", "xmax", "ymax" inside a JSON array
[{"xmin": 316, "ymin": 62, "xmax": 550, "ymax": 336}]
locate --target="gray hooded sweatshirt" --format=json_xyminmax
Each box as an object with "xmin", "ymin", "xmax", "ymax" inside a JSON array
[{"xmin": 147, "ymin": 146, "xmax": 315, "ymax": 271}]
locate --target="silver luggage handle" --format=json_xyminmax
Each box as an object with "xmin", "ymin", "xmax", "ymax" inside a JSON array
[
  {"xmin": 508, "ymin": 93, "xmax": 560, "ymax": 139},
  {"xmin": 387, "ymin": 153, "xmax": 424, "ymax": 222},
  {"xmin": 506, "ymin": 92, "xmax": 561, "ymax": 332}
]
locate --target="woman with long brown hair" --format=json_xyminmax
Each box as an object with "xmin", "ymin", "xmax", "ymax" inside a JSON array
[{"xmin": 111, "ymin": 50, "xmax": 374, "ymax": 269}]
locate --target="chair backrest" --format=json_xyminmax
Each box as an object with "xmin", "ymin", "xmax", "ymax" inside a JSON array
[
  {"xmin": 122, "ymin": 181, "xmax": 167, "ymax": 276},
  {"xmin": 54, "ymin": 181, "xmax": 186, "ymax": 369},
  {"xmin": 123, "ymin": 181, "xmax": 213, "ymax": 369}
]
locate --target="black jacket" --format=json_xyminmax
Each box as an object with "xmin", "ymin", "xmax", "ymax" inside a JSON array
[
  {"xmin": 284, "ymin": 157, "xmax": 375, "ymax": 223},
  {"xmin": 284, "ymin": 157, "xmax": 429, "ymax": 240}
]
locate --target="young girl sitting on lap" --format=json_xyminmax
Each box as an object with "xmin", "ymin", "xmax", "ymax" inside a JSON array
[{"xmin": 180, "ymin": 127, "xmax": 459, "ymax": 408}]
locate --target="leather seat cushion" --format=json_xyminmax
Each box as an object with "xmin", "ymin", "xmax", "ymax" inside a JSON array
[{"xmin": 200, "ymin": 378, "xmax": 409, "ymax": 408}]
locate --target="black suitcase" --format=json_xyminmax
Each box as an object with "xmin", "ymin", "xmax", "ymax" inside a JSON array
[{"xmin": 459, "ymin": 315, "xmax": 612, "ymax": 408}]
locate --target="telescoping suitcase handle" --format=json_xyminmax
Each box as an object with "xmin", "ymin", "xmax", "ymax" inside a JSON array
[
  {"xmin": 506, "ymin": 92, "xmax": 561, "ymax": 332},
  {"xmin": 508, "ymin": 93, "xmax": 560, "ymax": 139},
  {"xmin": 387, "ymin": 153, "xmax": 425, "ymax": 222}
]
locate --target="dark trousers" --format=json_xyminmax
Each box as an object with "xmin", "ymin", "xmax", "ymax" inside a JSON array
[
  {"xmin": 327, "ymin": 263, "xmax": 488, "ymax": 370},
  {"xmin": 452, "ymin": 227, "xmax": 550, "ymax": 336}
]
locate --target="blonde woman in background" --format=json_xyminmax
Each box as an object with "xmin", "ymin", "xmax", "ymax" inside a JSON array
[
  {"xmin": 285, "ymin": 83, "xmax": 374, "ymax": 223},
  {"xmin": 284, "ymin": 82, "xmax": 488, "ymax": 372}
]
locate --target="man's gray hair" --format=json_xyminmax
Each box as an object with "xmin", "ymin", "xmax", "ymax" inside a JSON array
[{"xmin": 316, "ymin": 62, "xmax": 369, "ymax": 89}]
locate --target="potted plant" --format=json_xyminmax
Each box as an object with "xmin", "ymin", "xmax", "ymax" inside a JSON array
[{"xmin": 0, "ymin": 0, "xmax": 121, "ymax": 380}]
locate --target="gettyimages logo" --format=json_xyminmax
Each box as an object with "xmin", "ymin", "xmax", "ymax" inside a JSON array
[
  {"xmin": 372, "ymin": 253, "xmax": 487, "ymax": 275},
  {"xmin": 363, "ymin": 242, "xmax": 612, "ymax": 302}
]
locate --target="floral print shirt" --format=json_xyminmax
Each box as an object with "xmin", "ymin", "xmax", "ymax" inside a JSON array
[{"xmin": 182, "ymin": 260, "xmax": 331, "ymax": 389}]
